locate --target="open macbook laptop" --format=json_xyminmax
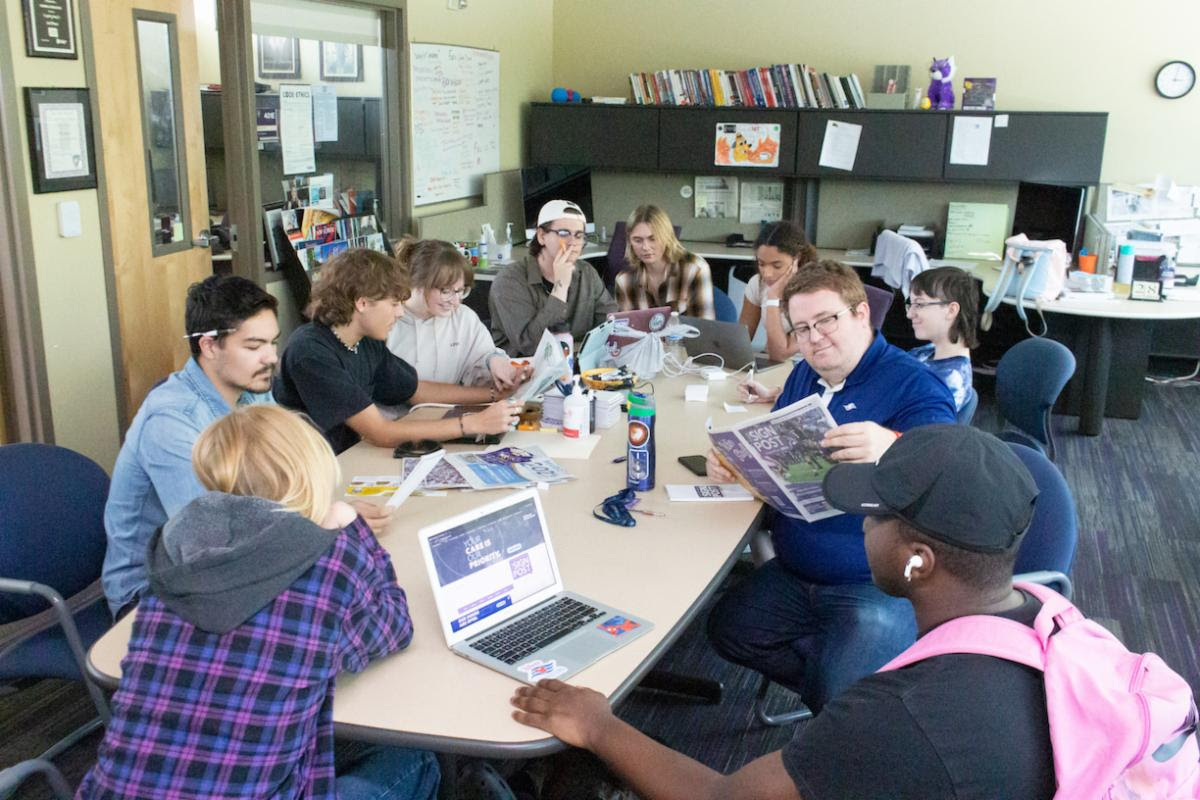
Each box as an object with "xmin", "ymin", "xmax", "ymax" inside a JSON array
[
  {"xmin": 418, "ymin": 488, "xmax": 653, "ymax": 683},
  {"xmin": 680, "ymin": 315, "xmax": 761, "ymax": 371}
]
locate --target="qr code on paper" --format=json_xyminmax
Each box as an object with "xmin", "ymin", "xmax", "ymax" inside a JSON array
[
  {"xmin": 510, "ymin": 553, "xmax": 533, "ymax": 579},
  {"xmin": 695, "ymin": 485, "xmax": 724, "ymax": 498}
]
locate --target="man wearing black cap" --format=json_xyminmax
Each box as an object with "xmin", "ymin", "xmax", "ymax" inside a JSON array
[{"xmin": 510, "ymin": 425, "xmax": 1056, "ymax": 799}]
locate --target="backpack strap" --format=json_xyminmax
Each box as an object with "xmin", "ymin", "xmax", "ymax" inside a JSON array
[
  {"xmin": 879, "ymin": 614, "xmax": 1046, "ymax": 673},
  {"xmin": 1012, "ymin": 581, "xmax": 1084, "ymax": 641},
  {"xmin": 980, "ymin": 252, "xmax": 1017, "ymax": 331}
]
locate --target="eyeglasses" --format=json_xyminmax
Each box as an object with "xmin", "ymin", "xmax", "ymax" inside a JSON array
[
  {"xmin": 436, "ymin": 286, "xmax": 471, "ymax": 300},
  {"xmin": 545, "ymin": 228, "xmax": 587, "ymax": 242},
  {"xmin": 786, "ymin": 306, "xmax": 854, "ymax": 340},
  {"xmin": 905, "ymin": 299, "xmax": 951, "ymax": 311}
]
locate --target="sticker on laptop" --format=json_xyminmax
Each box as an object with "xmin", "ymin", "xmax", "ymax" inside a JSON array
[
  {"xmin": 597, "ymin": 616, "xmax": 640, "ymax": 636},
  {"xmin": 518, "ymin": 658, "xmax": 567, "ymax": 682}
]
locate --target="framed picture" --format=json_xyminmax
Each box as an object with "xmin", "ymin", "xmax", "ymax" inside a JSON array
[
  {"xmin": 22, "ymin": 0, "xmax": 77, "ymax": 59},
  {"xmin": 257, "ymin": 35, "xmax": 300, "ymax": 80},
  {"xmin": 23, "ymin": 87, "xmax": 97, "ymax": 193},
  {"xmin": 320, "ymin": 41, "xmax": 363, "ymax": 82}
]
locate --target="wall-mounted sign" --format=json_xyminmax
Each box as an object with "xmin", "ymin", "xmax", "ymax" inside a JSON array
[{"xmin": 23, "ymin": 0, "xmax": 77, "ymax": 60}]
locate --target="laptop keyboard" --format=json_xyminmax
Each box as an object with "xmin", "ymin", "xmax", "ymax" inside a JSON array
[{"xmin": 469, "ymin": 597, "xmax": 605, "ymax": 664}]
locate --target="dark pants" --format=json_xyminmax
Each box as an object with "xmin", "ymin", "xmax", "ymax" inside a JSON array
[{"xmin": 707, "ymin": 558, "xmax": 917, "ymax": 712}]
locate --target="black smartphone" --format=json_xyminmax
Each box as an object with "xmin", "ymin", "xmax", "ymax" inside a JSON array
[
  {"xmin": 392, "ymin": 439, "xmax": 441, "ymax": 459},
  {"xmin": 678, "ymin": 454, "xmax": 708, "ymax": 477}
]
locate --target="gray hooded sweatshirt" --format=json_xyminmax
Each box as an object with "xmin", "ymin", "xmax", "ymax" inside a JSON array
[{"xmin": 146, "ymin": 492, "xmax": 338, "ymax": 634}]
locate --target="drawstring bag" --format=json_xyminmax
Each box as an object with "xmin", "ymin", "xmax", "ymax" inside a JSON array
[{"xmin": 982, "ymin": 234, "xmax": 1069, "ymax": 337}]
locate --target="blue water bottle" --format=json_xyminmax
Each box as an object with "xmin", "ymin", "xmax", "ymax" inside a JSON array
[{"xmin": 626, "ymin": 392, "xmax": 656, "ymax": 490}]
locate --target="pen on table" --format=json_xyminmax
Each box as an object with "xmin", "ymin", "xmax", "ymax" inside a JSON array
[{"xmin": 612, "ymin": 455, "xmax": 627, "ymax": 463}]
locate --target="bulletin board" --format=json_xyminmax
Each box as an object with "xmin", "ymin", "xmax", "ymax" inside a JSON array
[{"xmin": 409, "ymin": 42, "xmax": 500, "ymax": 206}]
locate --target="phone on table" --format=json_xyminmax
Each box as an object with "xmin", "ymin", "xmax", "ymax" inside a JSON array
[
  {"xmin": 678, "ymin": 454, "xmax": 708, "ymax": 477},
  {"xmin": 392, "ymin": 439, "xmax": 441, "ymax": 459}
]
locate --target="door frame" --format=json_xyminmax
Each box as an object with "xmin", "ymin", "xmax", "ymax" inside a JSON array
[{"xmin": 0, "ymin": 6, "xmax": 54, "ymax": 442}]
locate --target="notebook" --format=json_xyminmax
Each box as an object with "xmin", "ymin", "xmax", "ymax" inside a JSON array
[{"xmin": 417, "ymin": 488, "xmax": 653, "ymax": 683}]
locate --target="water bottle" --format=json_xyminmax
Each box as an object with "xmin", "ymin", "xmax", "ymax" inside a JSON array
[
  {"xmin": 1116, "ymin": 244, "xmax": 1135, "ymax": 285},
  {"xmin": 1159, "ymin": 255, "xmax": 1176, "ymax": 297},
  {"xmin": 626, "ymin": 392, "xmax": 656, "ymax": 490},
  {"xmin": 664, "ymin": 311, "xmax": 687, "ymax": 366},
  {"xmin": 477, "ymin": 225, "xmax": 489, "ymax": 270}
]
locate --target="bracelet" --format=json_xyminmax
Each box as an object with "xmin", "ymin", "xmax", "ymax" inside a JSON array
[{"xmin": 459, "ymin": 415, "xmax": 467, "ymax": 437}]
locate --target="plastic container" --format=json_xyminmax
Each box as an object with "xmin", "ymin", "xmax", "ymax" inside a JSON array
[
  {"xmin": 1160, "ymin": 255, "xmax": 1176, "ymax": 296},
  {"xmin": 1116, "ymin": 244, "xmax": 1135, "ymax": 285},
  {"xmin": 1077, "ymin": 252, "xmax": 1097, "ymax": 274},
  {"xmin": 477, "ymin": 225, "xmax": 489, "ymax": 270},
  {"xmin": 562, "ymin": 381, "xmax": 590, "ymax": 439},
  {"xmin": 626, "ymin": 392, "xmax": 656, "ymax": 490}
]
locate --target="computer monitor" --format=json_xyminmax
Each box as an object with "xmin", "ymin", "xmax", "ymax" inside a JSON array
[
  {"xmin": 1011, "ymin": 182, "xmax": 1087, "ymax": 255},
  {"xmin": 521, "ymin": 166, "xmax": 594, "ymax": 240}
]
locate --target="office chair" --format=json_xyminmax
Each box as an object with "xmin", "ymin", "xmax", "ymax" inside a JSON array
[
  {"xmin": 0, "ymin": 443, "xmax": 113, "ymax": 762},
  {"xmin": 712, "ymin": 286, "xmax": 738, "ymax": 323},
  {"xmin": 1008, "ymin": 441, "xmax": 1078, "ymax": 599},
  {"xmin": 0, "ymin": 758, "xmax": 73, "ymax": 800},
  {"xmin": 863, "ymin": 284, "xmax": 894, "ymax": 332},
  {"xmin": 956, "ymin": 387, "xmax": 980, "ymax": 425},
  {"xmin": 754, "ymin": 437, "xmax": 1079, "ymax": 728},
  {"xmin": 995, "ymin": 337, "xmax": 1076, "ymax": 461}
]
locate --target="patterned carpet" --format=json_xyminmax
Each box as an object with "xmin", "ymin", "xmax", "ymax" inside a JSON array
[{"xmin": 3, "ymin": 377, "xmax": 1198, "ymax": 797}]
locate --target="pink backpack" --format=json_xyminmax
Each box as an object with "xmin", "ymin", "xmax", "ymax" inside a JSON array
[{"xmin": 880, "ymin": 581, "xmax": 1200, "ymax": 799}]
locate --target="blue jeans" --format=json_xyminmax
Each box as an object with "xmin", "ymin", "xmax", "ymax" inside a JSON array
[
  {"xmin": 707, "ymin": 559, "xmax": 916, "ymax": 712},
  {"xmin": 336, "ymin": 744, "xmax": 440, "ymax": 800}
]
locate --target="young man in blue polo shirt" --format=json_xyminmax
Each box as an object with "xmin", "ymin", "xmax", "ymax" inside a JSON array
[
  {"xmin": 705, "ymin": 260, "xmax": 956, "ymax": 712},
  {"xmin": 102, "ymin": 276, "xmax": 280, "ymax": 618}
]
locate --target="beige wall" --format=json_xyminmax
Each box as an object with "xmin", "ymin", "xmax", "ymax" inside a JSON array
[
  {"xmin": 550, "ymin": 0, "xmax": 1200, "ymax": 184},
  {"xmin": 3, "ymin": 0, "xmax": 120, "ymax": 469},
  {"xmin": 407, "ymin": 0, "xmax": 554, "ymax": 221}
]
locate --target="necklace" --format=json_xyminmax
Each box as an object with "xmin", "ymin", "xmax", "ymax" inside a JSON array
[{"xmin": 332, "ymin": 327, "xmax": 361, "ymax": 354}]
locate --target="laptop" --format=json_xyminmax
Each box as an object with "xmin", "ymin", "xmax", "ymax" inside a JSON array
[
  {"xmin": 679, "ymin": 315, "xmax": 761, "ymax": 371},
  {"xmin": 606, "ymin": 306, "xmax": 672, "ymax": 355},
  {"xmin": 418, "ymin": 488, "xmax": 653, "ymax": 683}
]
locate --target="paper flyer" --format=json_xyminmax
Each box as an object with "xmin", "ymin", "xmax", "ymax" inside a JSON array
[
  {"xmin": 738, "ymin": 181, "xmax": 784, "ymax": 224},
  {"xmin": 279, "ymin": 83, "xmax": 315, "ymax": 175},
  {"xmin": 714, "ymin": 122, "xmax": 780, "ymax": 168},
  {"xmin": 694, "ymin": 176, "xmax": 738, "ymax": 218}
]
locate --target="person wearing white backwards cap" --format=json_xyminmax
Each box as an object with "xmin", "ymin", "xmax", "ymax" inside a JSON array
[{"xmin": 488, "ymin": 199, "xmax": 617, "ymax": 356}]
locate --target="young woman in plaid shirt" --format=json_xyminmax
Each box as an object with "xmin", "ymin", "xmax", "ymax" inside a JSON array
[{"xmin": 615, "ymin": 205, "xmax": 715, "ymax": 319}]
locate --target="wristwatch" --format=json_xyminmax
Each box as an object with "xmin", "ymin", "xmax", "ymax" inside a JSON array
[{"xmin": 763, "ymin": 298, "xmax": 781, "ymax": 308}]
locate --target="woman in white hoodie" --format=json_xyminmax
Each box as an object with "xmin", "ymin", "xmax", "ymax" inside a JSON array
[{"xmin": 387, "ymin": 237, "xmax": 527, "ymax": 392}]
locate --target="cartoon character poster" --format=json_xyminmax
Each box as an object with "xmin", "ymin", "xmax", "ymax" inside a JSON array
[{"xmin": 714, "ymin": 123, "xmax": 780, "ymax": 168}]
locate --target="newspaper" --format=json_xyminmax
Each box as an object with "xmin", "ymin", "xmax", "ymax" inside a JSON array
[
  {"xmin": 511, "ymin": 329, "xmax": 570, "ymax": 404},
  {"xmin": 444, "ymin": 445, "xmax": 574, "ymax": 490},
  {"xmin": 399, "ymin": 456, "xmax": 472, "ymax": 490},
  {"xmin": 707, "ymin": 394, "xmax": 842, "ymax": 522}
]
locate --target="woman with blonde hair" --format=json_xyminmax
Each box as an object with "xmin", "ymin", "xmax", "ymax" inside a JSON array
[
  {"xmin": 78, "ymin": 404, "xmax": 439, "ymax": 800},
  {"xmin": 615, "ymin": 205, "xmax": 715, "ymax": 319},
  {"xmin": 386, "ymin": 237, "xmax": 528, "ymax": 391}
]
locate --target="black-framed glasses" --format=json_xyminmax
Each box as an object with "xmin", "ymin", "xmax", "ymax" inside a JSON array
[
  {"xmin": 787, "ymin": 305, "xmax": 855, "ymax": 340},
  {"xmin": 437, "ymin": 286, "xmax": 471, "ymax": 300},
  {"xmin": 545, "ymin": 228, "xmax": 587, "ymax": 242},
  {"xmin": 905, "ymin": 299, "xmax": 951, "ymax": 311}
]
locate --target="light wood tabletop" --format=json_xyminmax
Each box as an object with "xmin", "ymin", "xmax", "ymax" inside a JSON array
[{"xmin": 87, "ymin": 366, "xmax": 793, "ymax": 757}]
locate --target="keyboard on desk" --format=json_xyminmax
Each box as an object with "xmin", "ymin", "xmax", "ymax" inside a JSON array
[{"xmin": 468, "ymin": 596, "xmax": 605, "ymax": 664}]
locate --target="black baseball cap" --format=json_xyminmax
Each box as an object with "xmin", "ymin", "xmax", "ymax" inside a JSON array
[{"xmin": 821, "ymin": 425, "xmax": 1039, "ymax": 553}]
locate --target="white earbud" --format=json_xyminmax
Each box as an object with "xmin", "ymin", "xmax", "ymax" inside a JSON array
[{"xmin": 903, "ymin": 554, "xmax": 924, "ymax": 581}]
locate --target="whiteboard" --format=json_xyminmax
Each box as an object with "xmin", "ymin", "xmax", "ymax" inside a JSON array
[{"xmin": 410, "ymin": 43, "xmax": 500, "ymax": 206}]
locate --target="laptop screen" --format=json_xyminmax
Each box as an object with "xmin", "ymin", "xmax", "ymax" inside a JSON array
[{"xmin": 426, "ymin": 494, "xmax": 558, "ymax": 635}]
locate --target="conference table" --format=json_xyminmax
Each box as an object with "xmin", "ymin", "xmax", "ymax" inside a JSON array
[{"xmin": 87, "ymin": 367, "xmax": 790, "ymax": 758}]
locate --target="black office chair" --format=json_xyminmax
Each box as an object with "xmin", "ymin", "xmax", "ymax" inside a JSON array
[
  {"xmin": 0, "ymin": 443, "xmax": 113, "ymax": 762},
  {"xmin": 0, "ymin": 758, "xmax": 73, "ymax": 799}
]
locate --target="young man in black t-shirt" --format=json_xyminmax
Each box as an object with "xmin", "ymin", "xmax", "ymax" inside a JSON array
[
  {"xmin": 511, "ymin": 425, "xmax": 1058, "ymax": 800},
  {"xmin": 275, "ymin": 249, "xmax": 520, "ymax": 454}
]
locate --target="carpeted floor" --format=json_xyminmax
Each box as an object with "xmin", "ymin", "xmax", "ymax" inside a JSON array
[{"xmin": 3, "ymin": 377, "xmax": 1199, "ymax": 798}]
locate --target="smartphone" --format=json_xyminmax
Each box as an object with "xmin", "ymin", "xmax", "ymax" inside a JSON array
[
  {"xmin": 678, "ymin": 455, "xmax": 708, "ymax": 477},
  {"xmin": 392, "ymin": 439, "xmax": 441, "ymax": 459}
]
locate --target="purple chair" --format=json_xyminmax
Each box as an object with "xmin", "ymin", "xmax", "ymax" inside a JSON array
[{"xmin": 864, "ymin": 284, "xmax": 894, "ymax": 331}]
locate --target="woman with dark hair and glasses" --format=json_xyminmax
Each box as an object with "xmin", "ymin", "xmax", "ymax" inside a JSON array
[
  {"xmin": 488, "ymin": 199, "xmax": 617, "ymax": 356},
  {"xmin": 387, "ymin": 237, "xmax": 529, "ymax": 391},
  {"xmin": 906, "ymin": 266, "xmax": 978, "ymax": 411}
]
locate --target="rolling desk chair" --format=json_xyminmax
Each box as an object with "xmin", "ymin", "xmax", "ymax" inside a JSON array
[
  {"xmin": 0, "ymin": 443, "xmax": 113, "ymax": 762},
  {"xmin": 864, "ymin": 284, "xmax": 894, "ymax": 332},
  {"xmin": 712, "ymin": 286, "xmax": 738, "ymax": 323},
  {"xmin": 995, "ymin": 337, "xmax": 1076, "ymax": 461},
  {"xmin": 957, "ymin": 387, "xmax": 980, "ymax": 425}
]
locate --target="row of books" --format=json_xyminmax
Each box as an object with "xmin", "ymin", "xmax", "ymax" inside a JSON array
[{"xmin": 628, "ymin": 66, "xmax": 867, "ymax": 110}]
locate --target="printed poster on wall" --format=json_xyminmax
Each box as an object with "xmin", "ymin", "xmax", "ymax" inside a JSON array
[
  {"xmin": 278, "ymin": 83, "xmax": 315, "ymax": 175},
  {"xmin": 714, "ymin": 123, "xmax": 780, "ymax": 168}
]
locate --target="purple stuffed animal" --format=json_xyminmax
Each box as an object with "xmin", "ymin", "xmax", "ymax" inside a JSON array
[{"xmin": 925, "ymin": 57, "xmax": 956, "ymax": 110}]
